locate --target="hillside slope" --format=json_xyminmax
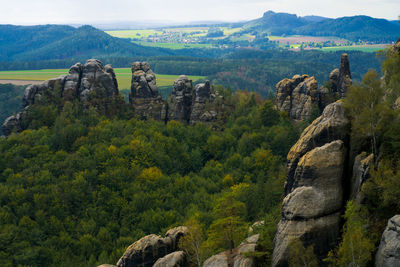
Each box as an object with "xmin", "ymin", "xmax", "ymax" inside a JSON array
[{"xmin": 0, "ymin": 24, "xmax": 174, "ymax": 61}]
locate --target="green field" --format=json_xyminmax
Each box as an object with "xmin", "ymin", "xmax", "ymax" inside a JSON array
[
  {"xmin": 321, "ymin": 45, "xmax": 388, "ymax": 53},
  {"xmin": 0, "ymin": 69, "xmax": 206, "ymax": 90},
  {"xmin": 133, "ymin": 41, "xmax": 213, "ymax": 49}
]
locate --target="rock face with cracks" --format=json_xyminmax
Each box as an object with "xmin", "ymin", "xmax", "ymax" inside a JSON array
[
  {"xmin": 275, "ymin": 74, "xmax": 318, "ymax": 121},
  {"xmin": 129, "ymin": 62, "xmax": 167, "ymax": 121},
  {"xmin": 168, "ymin": 75, "xmax": 193, "ymax": 123},
  {"xmin": 272, "ymin": 101, "xmax": 350, "ymax": 267}
]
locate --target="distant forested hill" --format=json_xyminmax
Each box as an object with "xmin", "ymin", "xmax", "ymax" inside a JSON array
[
  {"xmin": 0, "ymin": 24, "xmax": 174, "ymax": 61},
  {"xmin": 294, "ymin": 15, "xmax": 400, "ymax": 42},
  {"xmin": 242, "ymin": 11, "xmax": 400, "ymax": 42}
]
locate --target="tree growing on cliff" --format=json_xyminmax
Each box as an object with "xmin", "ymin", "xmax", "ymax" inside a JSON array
[
  {"xmin": 204, "ymin": 184, "xmax": 248, "ymax": 254},
  {"xmin": 343, "ymin": 70, "xmax": 392, "ymax": 157},
  {"xmin": 178, "ymin": 216, "xmax": 205, "ymax": 267},
  {"xmin": 288, "ymin": 238, "xmax": 318, "ymax": 267}
]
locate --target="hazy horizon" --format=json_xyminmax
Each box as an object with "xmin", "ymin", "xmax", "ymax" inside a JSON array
[{"xmin": 1, "ymin": 0, "xmax": 399, "ymax": 26}]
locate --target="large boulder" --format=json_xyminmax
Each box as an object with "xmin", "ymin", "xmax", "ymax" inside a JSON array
[
  {"xmin": 203, "ymin": 253, "xmax": 228, "ymax": 267},
  {"xmin": 203, "ymin": 234, "xmax": 259, "ymax": 267},
  {"xmin": 375, "ymin": 215, "xmax": 400, "ymax": 267},
  {"xmin": 153, "ymin": 251, "xmax": 187, "ymax": 267},
  {"xmin": 168, "ymin": 75, "xmax": 193, "ymax": 123},
  {"xmin": 272, "ymin": 101, "xmax": 350, "ymax": 267},
  {"xmin": 116, "ymin": 226, "xmax": 187, "ymax": 267},
  {"xmin": 275, "ymin": 75, "xmax": 318, "ymax": 121},
  {"xmin": 129, "ymin": 62, "xmax": 167, "ymax": 121},
  {"xmin": 2, "ymin": 113, "xmax": 23, "ymax": 137}
]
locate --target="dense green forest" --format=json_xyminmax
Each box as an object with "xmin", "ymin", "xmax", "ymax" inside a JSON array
[
  {"xmin": 0, "ymin": 49, "xmax": 380, "ymax": 97},
  {"xmin": 0, "ymin": 85, "xmax": 303, "ymax": 266},
  {"xmin": 0, "ymin": 84, "xmax": 24, "ymax": 133}
]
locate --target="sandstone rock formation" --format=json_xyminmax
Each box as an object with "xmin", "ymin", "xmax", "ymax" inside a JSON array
[
  {"xmin": 168, "ymin": 75, "xmax": 193, "ymax": 123},
  {"xmin": 116, "ymin": 226, "xmax": 187, "ymax": 267},
  {"xmin": 275, "ymin": 74, "xmax": 318, "ymax": 121},
  {"xmin": 203, "ymin": 234, "xmax": 259, "ymax": 267},
  {"xmin": 272, "ymin": 101, "xmax": 350, "ymax": 267},
  {"xmin": 375, "ymin": 215, "xmax": 400, "ymax": 267},
  {"xmin": 153, "ymin": 251, "xmax": 187, "ymax": 267},
  {"xmin": 190, "ymin": 81, "xmax": 217, "ymax": 124},
  {"xmin": 2, "ymin": 59, "xmax": 120, "ymax": 136},
  {"xmin": 129, "ymin": 62, "xmax": 167, "ymax": 121}
]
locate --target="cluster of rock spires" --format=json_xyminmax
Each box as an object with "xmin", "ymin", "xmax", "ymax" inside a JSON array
[
  {"xmin": 275, "ymin": 53, "xmax": 352, "ymax": 121},
  {"xmin": 2, "ymin": 60, "xmax": 218, "ymax": 136},
  {"xmin": 271, "ymin": 38, "xmax": 400, "ymax": 267}
]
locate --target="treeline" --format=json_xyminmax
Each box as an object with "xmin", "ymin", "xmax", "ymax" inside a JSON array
[
  {"xmin": 0, "ymin": 49, "xmax": 380, "ymax": 98},
  {"xmin": 0, "ymin": 87, "xmax": 302, "ymax": 266}
]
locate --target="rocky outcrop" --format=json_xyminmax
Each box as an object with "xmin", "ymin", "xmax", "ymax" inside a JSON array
[
  {"xmin": 168, "ymin": 75, "xmax": 193, "ymax": 123},
  {"xmin": 129, "ymin": 62, "xmax": 167, "ymax": 121},
  {"xmin": 351, "ymin": 153, "xmax": 374, "ymax": 203},
  {"xmin": 190, "ymin": 81, "xmax": 217, "ymax": 124},
  {"xmin": 116, "ymin": 226, "xmax": 187, "ymax": 267},
  {"xmin": 272, "ymin": 101, "xmax": 350, "ymax": 267},
  {"xmin": 203, "ymin": 234, "xmax": 259, "ymax": 267},
  {"xmin": 2, "ymin": 59, "xmax": 120, "ymax": 136},
  {"xmin": 153, "ymin": 251, "xmax": 187, "ymax": 267},
  {"xmin": 275, "ymin": 75, "xmax": 318, "ymax": 121},
  {"xmin": 336, "ymin": 54, "xmax": 352, "ymax": 98},
  {"xmin": 375, "ymin": 215, "xmax": 400, "ymax": 267}
]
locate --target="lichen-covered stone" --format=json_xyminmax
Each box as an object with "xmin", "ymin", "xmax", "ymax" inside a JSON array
[{"xmin": 190, "ymin": 81, "xmax": 217, "ymax": 124}]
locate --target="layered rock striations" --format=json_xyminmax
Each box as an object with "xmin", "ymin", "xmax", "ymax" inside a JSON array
[
  {"xmin": 2, "ymin": 59, "xmax": 119, "ymax": 136},
  {"xmin": 272, "ymin": 101, "xmax": 350, "ymax": 266},
  {"xmin": 116, "ymin": 226, "xmax": 188, "ymax": 267},
  {"xmin": 129, "ymin": 62, "xmax": 167, "ymax": 121}
]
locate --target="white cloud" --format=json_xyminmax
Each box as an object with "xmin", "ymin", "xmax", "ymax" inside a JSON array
[{"xmin": 0, "ymin": 0, "xmax": 398, "ymax": 25}]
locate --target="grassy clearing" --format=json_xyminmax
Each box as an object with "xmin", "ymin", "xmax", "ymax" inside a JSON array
[
  {"xmin": 132, "ymin": 41, "xmax": 213, "ymax": 49},
  {"xmin": 0, "ymin": 69, "xmax": 206, "ymax": 90},
  {"xmin": 321, "ymin": 45, "xmax": 388, "ymax": 53}
]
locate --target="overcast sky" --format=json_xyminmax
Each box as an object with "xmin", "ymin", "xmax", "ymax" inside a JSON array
[{"xmin": 1, "ymin": 0, "xmax": 399, "ymax": 25}]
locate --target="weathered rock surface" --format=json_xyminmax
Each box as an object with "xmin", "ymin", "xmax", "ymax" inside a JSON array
[
  {"xmin": 97, "ymin": 264, "xmax": 117, "ymax": 267},
  {"xmin": 168, "ymin": 75, "xmax": 193, "ymax": 123},
  {"xmin": 203, "ymin": 253, "xmax": 229, "ymax": 267},
  {"xmin": 79, "ymin": 59, "xmax": 119, "ymax": 101},
  {"xmin": 116, "ymin": 226, "xmax": 187, "ymax": 267},
  {"xmin": 275, "ymin": 74, "xmax": 318, "ymax": 121},
  {"xmin": 129, "ymin": 62, "xmax": 167, "ymax": 121},
  {"xmin": 272, "ymin": 101, "xmax": 350, "ymax": 267},
  {"xmin": 376, "ymin": 215, "xmax": 400, "ymax": 267},
  {"xmin": 2, "ymin": 59, "xmax": 120, "ymax": 136},
  {"xmin": 351, "ymin": 153, "xmax": 374, "ymax": 203},
  {"xmin": 153, "ymin": 251, "xmax": 187, "ymax": 267},
  {"xmin": 190, "ymin": 81, "xmax": 217, "ymax": 124},
  {"xmin": 203, "ymin": 234, "xmax": 259, "ymax": 267}
]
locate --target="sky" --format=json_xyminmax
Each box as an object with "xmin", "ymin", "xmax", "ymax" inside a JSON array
[{"xmin": 1, "ymin": 0, "xmax": 399, "ymax": 25}]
